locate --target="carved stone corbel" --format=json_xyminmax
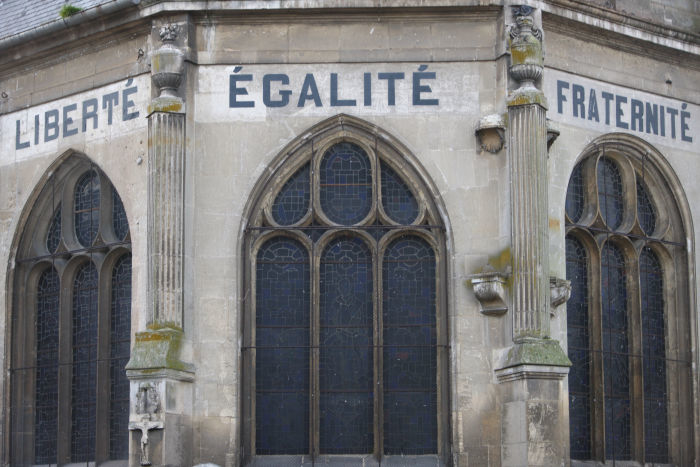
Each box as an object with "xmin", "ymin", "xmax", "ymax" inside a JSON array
[
  {"xmin": 467, "ymin": 266, "xmax": 510, "ymax": 316},
  {"xmin": 549, "ymin": 276, "xmax": 572, "ymax": 316},
  {"xmin": 476, "ymin": 114, "xmax": 506, "ymax": 153}
]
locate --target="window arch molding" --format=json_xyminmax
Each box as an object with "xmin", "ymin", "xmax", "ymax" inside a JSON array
[
  {"xmin": 564, "ymin": 133, "xmax": 696, "ymax": 465},
  {"xmin": 7, "ymin": 151, "xmax": 132, "ymax": 465},
  {"xmin": 239, "ymin": 114, "xmax": 453, "ymax": 465}
]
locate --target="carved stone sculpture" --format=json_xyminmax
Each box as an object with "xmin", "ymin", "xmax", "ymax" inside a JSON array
[
  {"xmin": 129, "ymin": 383, "xmax": 164, "ymax": 466},
  {"xmin": 151, "ymin": 24, "xmax": 185, "ymax": 99}
]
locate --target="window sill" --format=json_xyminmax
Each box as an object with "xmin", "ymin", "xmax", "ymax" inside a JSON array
[{"xmin": 248, "ymin": 455, "xmax": 443, "ymax": 466}]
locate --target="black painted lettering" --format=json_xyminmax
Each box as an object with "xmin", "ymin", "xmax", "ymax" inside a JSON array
[
  {"xmin": 556, "ymin": 80, "xmax": 569, "ymax": 114},
  {"xmin": 34, "ymin": 115, "xmax": 40, "ymax": 145},
  {"xmin": 601, "ymin": 92, "xmax": 614, "ymax": 125},
  {"xmin": 587, "ymin": 89, "xmax": 599, "ymax": 122},
  {"xmin": 63, "ymin": 103, "xmax": 78, "ymax": 137},
  {"xmin": 412, "ymin": 67, "xmax": 438, "ymax": 106},
  {"xmin": 122, "ymin": 86, "xmax": 139, "ymax": 120},
  {"xmin": 630, "ymin": 99, "xmax": 643, "ymax": 132},
  {"xmin": 229, "ymin": 74, "xmax": 255, "ymax": 108},
  {"xmin": 667, "ymin": 107, "xmax": 678, "ymax": 139},
  {"xmin": 572, "ymin": 84, "xmax": 585, "ymax": 118},
  {"xmin": 378, "ymin": 72, "xmax": 404, "ymax": 106},
  {"xmin": 330, "ymin": 73, "xmax": 356, "ymax": 107},
  {"xmin": 645, "ymin": 103, "xmax": 658, "ymax": 135},
  {"xmin": 263, "ymin": 74, "xmax": 292, "ymax": 108},
  {"xmin": 660, "ymin": 106, "xmax": 666, "ymax": 137},
  {"xmin": 364, "ymin": 73, "xmax": 372, "ymax": 106},
  {"xmin": 103, "ymin": 92, "xmax": 119, "ymax": 125},
  {"xmin": 15, "ymin": 120, "xmax": 29, "ymax": 149},
  {"xmin": 615, "ymin": 95, "xmax": 628, "ymax": 129},
  {"xmin": 82, "ymin": 98, "xmax": 98, "ymax": 132},
  {"xmin": 44, "ymin": 109, "xmax": 59, "ymax": 142},
  {"xmin": 297, "ymin": 74, "xmax": 322, "ymax": 107}
]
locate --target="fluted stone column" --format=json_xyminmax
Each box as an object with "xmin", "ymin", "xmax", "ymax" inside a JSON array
[
  {"xmin": 126, "ymin": 21, "xmax": 193, "ymax": 467},
  {"xmin": 496, "ymin": 6, "xmax": 571, "ymax": 467}
]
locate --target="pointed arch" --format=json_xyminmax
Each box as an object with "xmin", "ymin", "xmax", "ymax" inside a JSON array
[
  {"xmin": 239, "ymin": 115, "xmax": 452, "ymax": 465},
  {"xmin": 7, "ymin": 151, "xmax": 132, "ymax": 465},
  {"xmin": 564, "ymin": 133, "xmax": 696, "ymax": 464}
]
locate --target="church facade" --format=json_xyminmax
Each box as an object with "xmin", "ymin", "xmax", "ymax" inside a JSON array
[{"xmin": 0, "ymin": 1, "xmax": 699, "ymax": 465}]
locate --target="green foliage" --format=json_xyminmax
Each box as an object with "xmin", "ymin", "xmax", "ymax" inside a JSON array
[{"xmin": 59, "ymin": 4, "xmax": 83, "ymax": 18}]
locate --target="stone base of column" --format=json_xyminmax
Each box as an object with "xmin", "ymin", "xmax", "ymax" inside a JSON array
[
  {"xmin": 496, "ymin": 338, "xmax": 570, "ymax": 467},
  {"xmin": 126, "ymin": 327, "xmax": 194, "ymax": 467}
]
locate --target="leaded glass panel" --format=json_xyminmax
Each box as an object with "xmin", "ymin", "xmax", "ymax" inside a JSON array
[
  {"xmin": 35, "ymin": 267, "xmax": 59, "ymax": 464},
  {"xmin": 319, "ymin": 143, "xmax": 372, "ymax": 225},
  {"xmin": 71, "ymin": 262, "xmax": 98, "ymax": 462},
  {"xmin": 382, "ymin": 236, "xmax": 437, "ymax": 455},
  {"xmin": 255, "ymin": 237, "xmax": 310, "ymax": 455},
  {"xmin": 46, "ymin": 206, "xmax": 61, "ymax": 253},
  {"xmin": 637, "ymin": 181, "xmax": 656, "ymax": 236},
  {"xmin": 272, "ymin": 163, "xmax": 311, "ymax": 225},
  {"xmin": 319, "ymin": 236, "xmax": 373, "ymax": 454},
  {"xmin": 381, "ymin": 162, "xmax": 419, "ymax": 224},
  {"xmin": 601, "ymin": 243, "xmax": 630, "ymax": 460},
  {"xmin": 110, "ymin": 254, "xmax": 131, "ymax": 459},
  {"xmin": 112, "ymin": 188, "xmax": 129, "ymax": 241},
  {"xmin": 565, "ymin": 236, "xmax": 591, "ymax": 460},
  {"xmin": 640, "ymin": 248, "xmax": 667, "ymax": 463},
  {"xmin": 566, "ymin": 163, "xmax": 584, "ymax": 223},
  {"xmin": 74, "ymin": 171, "xmax": 100, "ymax": 247},
  {"xmin": 597, "ymin": 158, "xmax": 624, "ymax": 230}
]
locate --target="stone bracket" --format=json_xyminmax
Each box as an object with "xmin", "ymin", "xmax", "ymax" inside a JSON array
[
  {"xmin": 497, "ymin": 338, "xmax": 572, "ymax": 372},
  {"xmin": 125, "ymin": 326, "xmax": 195, "ymax": 375},
  {"xmin": 475, "ymin": 114, "xmax": 506, "ymax": 153},
  {"xmin": 549, "ymin": 276, "xmax": 571, "ymax": 316},
  {"xmin": 467, "ymin": 269, "xmax": 510, "ymax": 316}
]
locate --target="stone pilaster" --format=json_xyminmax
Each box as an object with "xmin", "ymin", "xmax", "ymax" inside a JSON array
[
  {"xmin": 497, "ymin": 6, "xmax": 570, "ymax": 467},
  {"xmin": 126, "ymin": 20, "xmax": 193, "ymax": 467}
]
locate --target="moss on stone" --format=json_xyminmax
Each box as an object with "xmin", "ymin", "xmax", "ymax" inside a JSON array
[
  {"xmin": 126, "ymin": 327, "xmax": 194, "ymax": 373},
  {"xmin": 502, "ymin": 338, "xmax": 572, "ymax": 368}
]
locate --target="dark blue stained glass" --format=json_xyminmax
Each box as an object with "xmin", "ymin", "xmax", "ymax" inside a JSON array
[
  {"xmin": 35, "ymin": 267, "xmax": 59, "ymax": 465},
  {"xmin": 46, "ymin": 206, "xmax": 61, "ymax": 253},
  {"xmin": 74, "ymin": 171, "xmax": 100, "ymax": 247},
  {"xmin": 255, "ymin": 237, "xmax": 310, "ymax": 455},
  {"xmin": 112, "ymin": 188, "xmax": 129, "ymax": 241},
  {"xmin": 319, "ymin": 236, "xmax": 373, "ymax": 454},
  {"xmin": 381, "ymin": 162, "xmax": 419, "ymax": 224},
  {"xmin": 71, "ymin": 262, "xmax": 98, "ymax": 462},
  {"xmin": 637, "ymin": 180, "xmax": 656, "ymax": 236},
  {"xmin": 601, "ymin": 243, "xmax": 630, "ymax": 460},
  {"xmin": 565, "ymin": 236, "xmax": 591, "ymax": 460},
  {"xmin": 566, "ymin": 163, "xmax": 585, "ymax": 223},
  {"xmin": 597, "ymin": 157, "xmax": 624, "ymax": 230},
  {"xmin": 640, "ymin": 248, "xmax": 668, "ymax": 463},
  {"xmin": 320, "ymin": 142, "xmax": 372, "ymax": 225},
  {"xmin": 272, "ymin": 163, "xmax": 311, "ymax": 225},
  {"xmin": 383, "ymin": 236, "xmax": 436, "ymax": 455},
  {"xmin": 110, "ymin": 254, "xmax": 131, "ymax": 459}
]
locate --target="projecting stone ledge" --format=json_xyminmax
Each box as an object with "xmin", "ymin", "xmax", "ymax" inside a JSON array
[
  {"xmin": 126, "ymin": 325, "xmax": 194, "ymax": 381},
  {"xmin": 495, "ymin": 337, "xmax": 571, "ymax": 382}
]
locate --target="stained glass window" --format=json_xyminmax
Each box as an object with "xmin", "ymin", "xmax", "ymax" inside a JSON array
[
  {"xmin": 381, "ymin": 162, "xmax": 419, "ymax": 224},
  {"xmin": 75, "ymin": 171, "xmax": 100, "ymax": 247},
  {"xmin": 247, "ymin": 134, "xmax": 444, "ymax": 463},
  {"xmin": 640, "ymin": 248, "xmax": 667, "ymax": 463},
  {"xmin": 320, "ymin": 236, "xmax": 373, "ymax": 454},
  {"xmin": 46, "ymin": 206, "xmax": 61, "ymax": 253},
  {"xmin": 597, "ymin": 157, "xmax": 624, "ymax": 230},
  {"xmin": 71, "ymin": 262, "xmax": 98, "ymax": 462},
  {"xmin": 566, "ymin": 236, "xmax": 591, "ymax": 460},
  {"xmin": 565, "ymin": 163, "xmax": 584, "ymax": 223},
  {"xmin": 113, "ymin": 188, "xmax": 129, "ymax": 241},
  {"xmin": 320, "ymin": 142, "xmax": 372, "ymax": 225},
  {"xmin": 383, "ymin": 236, "xmax": 436, "ymax": 454},
  {"xmin": 637, "ymin": 181, "xmax": 656, "ymax": 235},
  {"xmin": 11, "ymin": 158, "xmax": 132, "ymax": 465},
  {"xmin": 256, "ymin": 237, "xmax": 310, "ymax": 455},
  {"xmin": 35, "ymin": 267, "xmax": 59, "ymax": 465},
  {"xmin": 272, "ymin": 163, "xmax": 310, "ymax": 225},
  {"xmin": 110, "ymin": 254, "xmax": 132, "ymax": 459}
]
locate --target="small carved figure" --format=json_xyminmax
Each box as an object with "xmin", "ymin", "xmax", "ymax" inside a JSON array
[{"xmin": 130, "ymin": 383, "xmax": 164, "ymax": 466}]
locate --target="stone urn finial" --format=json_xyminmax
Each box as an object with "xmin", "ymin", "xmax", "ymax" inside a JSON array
[
  {"xmin": 508, "ymin": 6, "xmax": 543, "ymax": 92},
  {"xmin": 151, "ymin": 23, "xmax": 185, "ymax": 103}
]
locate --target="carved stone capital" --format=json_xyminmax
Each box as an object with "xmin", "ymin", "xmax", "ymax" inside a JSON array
[
  {"xmin": 475, "ymin": 114, "xmax": 506, "ymax": 153},
  {"xmin": 507, "ymin": 6, "xmax": 545, "ymax": 106},
  {"xmin": 468, "ymin": 269, "xmax": 509, "ymax": 316}
]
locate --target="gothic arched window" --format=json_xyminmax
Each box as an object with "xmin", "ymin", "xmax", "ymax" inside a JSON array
[
  {"xmin": 242, "ymin": 120, "xmax": 448, "ymax": 465},
  {"xmin": 565, "ymin": 139, "xmax": 694, "ymax": 465},
  {"xmin": 10, "ymin": 156, "xmax": 131, "ymax": 466}
]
